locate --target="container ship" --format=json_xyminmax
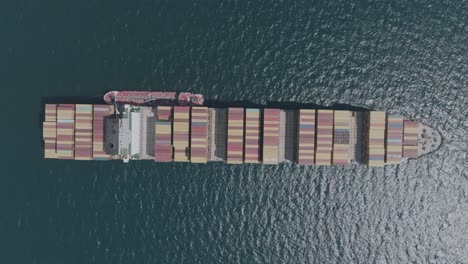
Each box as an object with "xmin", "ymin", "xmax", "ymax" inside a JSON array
[{"xmin": 42, "ymin": 91, "xmax": 441, "ymax": 167}]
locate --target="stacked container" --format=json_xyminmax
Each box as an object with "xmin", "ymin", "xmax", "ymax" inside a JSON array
[
  {"xmin": 262, "ymin": 109, "xmax": 280, "ymax": 164},
  {"xmin": 297, "ymin": 109, "xmax": 316, "ymax": 165},
  {"xmin": 385, "ymin": 115, "xmax": 404, "ymax": 163},
  {"xmin": 173, "ymin": 106, "xmax": 190, "ymax": 162},
  {"xmin": 190, "ymin": 107, "xmax": 209, "ymax": 163},
  {"xmin": 130, "ymin": 112, "xmax": 142, "ymax": 156},
  {"xmin": 56, "ymin": 104, "xmax": 75, "ymax": 159},
  {"xmin": 93, "ymin": 105, "xmax": 113, "ymax": 160},
  {"xmin": 74, "ymin": 104, "xmax": 93, "ymax": 160},
  {"xmin": 333, "ymin": 110, "xmax": 351, "ymax": 165},
  {"xmin": 154, "ymin": 106, "xmax": 173, "ymax": 162},
  {"xmin": 367, "ymin": 111, "xmax": 386, "ymax": 167},
  {"xmin": 43, "ymin": 104, "xmax": 58, "ymax": 159},
  {"xmin": 227, "ymin": 108, "xmax": 244, "ymax": 164},
  {"xmin": 244, "ymin": 109, "xmax": 261, "ymax": 163},
  {"xmin": 316, "ymin": 110, "xmax": 334, "ymax": 165},
  {"xmin": 402, "ymin": 120, "xmax": 419, "ymax": 158}
]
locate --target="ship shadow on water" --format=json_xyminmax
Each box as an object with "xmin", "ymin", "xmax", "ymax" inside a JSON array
[
  {"xmin": 41, "ymin": 96, "xmax": 105, "ymax": 105},
  {"xmin": 204, "ymin": 99, "xmax": 370, "ymax": 111},
  {"xmin": 40, "ymin": 96, "xmax": 370, "ymax": 113}
]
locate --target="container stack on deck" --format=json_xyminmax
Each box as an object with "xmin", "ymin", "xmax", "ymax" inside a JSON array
[
  {"xmin": 74, "ymin": 104, "xmax": 93, "ymax": 160},
  {"xmin": 262, "ymin": 109, "xmax": 281, "ymax": 164},
  {"xmin": 316, "ymin": 110, "xmax": 334, "ymax": 165},
  {"xmin": 385, "ymin": 115, "xmax": 404, "ymax": 164},
  {"xmin": 56, "ymin": 104, "xmax": 75, "ymax": 159},
  {"xmin": 244, "ymin": 109, "xmax": 261, "ymax": 163},
  {"xmin": 333, "ymin": 110, "xmax": 351, "ymax": 165},
  {"xmin": 173, "ymin": 106, "xmax": 190, "ymax": 162},
  {"xmin": 190, "ymin": 107, "xmax": 209, "ymax": 163},
  {"xmin": 92, "ymin": 105, "xmax": 113, "ymax": 160},
  {"xmin": 227, "ymin": 108, "xmax": 244, "ymax": 164},
  {"xmin": 154, "ymin": 106, "xmax": 173, "ymax": 162},
  {"xmin": 43, "ymin": 104, "xmax": 58, "ymax": 159},
  {"xmin": 278, "ymin": 110, "xmax": 287, "ymax": 162},
  {"xmin": 297, "ymin": 109, "xmax": 316, "ymax": 165},
  {"xmin": 367, "ymin": 111, "xmax": 386, "ymax": 167},
  {"xmin": 402, "ymin": 120, "xmax": 419, "ymax": 158}
]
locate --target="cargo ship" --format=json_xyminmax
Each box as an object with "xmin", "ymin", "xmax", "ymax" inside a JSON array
[{"xmin": 42, "ymin": 91, "xmax": 441, "ymax": 167}]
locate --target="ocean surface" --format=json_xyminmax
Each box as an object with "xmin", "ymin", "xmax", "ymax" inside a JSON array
[{"xmin": 1, "ymin": 0, "xmax": 468, "ymax": 263}]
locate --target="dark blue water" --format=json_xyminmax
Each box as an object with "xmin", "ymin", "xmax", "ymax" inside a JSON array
[{"xmin": 2, "ymin": 0, "xmax": 468, "ymax": 263}]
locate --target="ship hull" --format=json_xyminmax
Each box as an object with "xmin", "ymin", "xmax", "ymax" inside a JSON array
[{"xmin": 42, "ymin": 92, "xmax": 441, "ymax": 166}]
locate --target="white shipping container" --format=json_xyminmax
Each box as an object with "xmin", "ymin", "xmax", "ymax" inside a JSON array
[{"xmin": 131, "ymin": 112, "xmax": 141, "ymax": 155}]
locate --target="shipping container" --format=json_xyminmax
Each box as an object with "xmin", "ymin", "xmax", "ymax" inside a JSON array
[
  {"xmin": 403, "ymin": 145, "xmax": 418, "ymax": 158},
  {"xmin": 403, "ymin": 120, "xmax": 419, "ymax": 146},
  {"xmin": 262, "ymin": 109, "xmax": 280, "ymax": 164},
  {"xmin": 367, "ymin": 111, "xmax": 386, "ymax": 167},
  {"xmin": 74, "ymin": 104, "xmax": 93, "ymax": 160},
  {"xmin": 154, "ymin": 106, "xmax": 174, "ymax": 162},
  {"xmin": 45, "ymin": 104, "xmax": 57, "ymax": 122},
  {"xmin": 227, "ymin": 108, "xmax": 244, "ymax": 164},
  {"xmin": 385, "ymin": 115, "xmax": 403, "ymax": 164},
  {"xmin": 297, "ymin": 109, "xmax": 316, "ymax": 165},
  {"xmin": 43, "ymin": 104, "xmax": 58, "ymax": 158},
  {"xmin": 173, "ymin": 106, "xmax": 190, "ymax": 162},
  {"xmin": 56, "ymin": 104, "xmax": 75, "ymax": 160},
  {"xmin": 154, "ymin": 106, "xmax": 173, "ymax": 162},
  {"xmin": 316, "ymin": 110, "xmax": 333, "ymax": 165},
  {"xmin": 190, "ymin": 107, "xmax": 209, "ymax": 163},
  {"xmin": 402, "ymin": 120, "xmax": 419, "ymax": 158},
  {"xmin": 333, "ymin": 110, "xmax": 351, "ymax": 165},
  {"xmin": 244, "ymin": 108, "xmax": 261, "ymax": 163}
]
